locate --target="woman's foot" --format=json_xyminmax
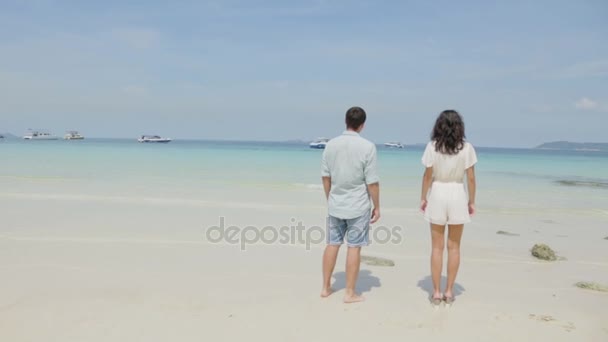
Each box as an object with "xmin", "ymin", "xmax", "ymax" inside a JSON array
[
  {"xmin": 430, "ymin": 292, "xmax": 443, "ymax": 306},
  {"xmin": 320, "ymin": 287, "xmax": 334, "ymax": 298},
  {"xmin": 443, "ymin": 293, "xmax": 455, "ymax": 305}
]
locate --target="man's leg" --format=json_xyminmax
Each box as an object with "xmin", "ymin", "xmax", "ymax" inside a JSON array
[
  {"xmin": 343, "ymin": 211, "xmax": 369, "ymax": 303},
  {"xmin": 344, "ymin": 246, "xmax": 364, "ymax": 303},
  {"xmin": 321, "ymin": 245, "xmax": 340, "ymax": 297},
  {"xmin": 322, "ymin": 216, "xmax": 346, "ymax": 297}
]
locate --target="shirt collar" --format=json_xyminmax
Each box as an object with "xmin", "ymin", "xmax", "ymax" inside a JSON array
[{"xmin": 342, "ymin": 130, "xmax": 360, "ymax": 136}]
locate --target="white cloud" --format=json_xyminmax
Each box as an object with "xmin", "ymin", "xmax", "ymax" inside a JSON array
[{"xmin": 575, "ymin": 97, "xmax": 598, "ymax": 110}]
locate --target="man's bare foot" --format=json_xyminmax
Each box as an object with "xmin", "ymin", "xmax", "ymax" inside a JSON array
[
  {"xmin": 343, "ymin": 293, "xmax": 365, "ymax": 303},
  {"xmin": 320, "ymin": 287, "xmax": 334, "ymax": 298}
]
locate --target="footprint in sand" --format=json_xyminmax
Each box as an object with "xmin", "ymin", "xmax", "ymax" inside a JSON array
[
  {"xmin": 529, "ymin": 314, "xmax": 576, "ymax": 332},
  {"xmin": 494, "ymin": 313, "xmax": 512, "ymax": 321},
  {"xmin": 529, "ymin": 314, "xmax": 555, "ymax": 322}
]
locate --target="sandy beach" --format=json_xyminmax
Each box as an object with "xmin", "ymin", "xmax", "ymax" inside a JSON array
[
  {"xmin": 1, "ymin": 181, "xmax": 607, "ymax": 341},
  {"xmin": 2, "ymin": 0, "xmax": 608, "ymax": 339}
]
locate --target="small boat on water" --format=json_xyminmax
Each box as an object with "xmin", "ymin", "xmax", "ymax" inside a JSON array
[
  {"xmin": 138, "ymin": 135, "xmax": 172, "ymax": 143},
  {"xmin": 23, "ymin": 130, "xmax": 59, "ymax": 140},
  {"xmin": 384, "ymin": 142, "xmax": 405, "ymax": 149},
  {"xmin": 64, "ymin": 131, "xmax": 85, "ymax": 140},
  {"xmin": 309, "ymin": 138, "xmax": 329, "ymax": 149}
]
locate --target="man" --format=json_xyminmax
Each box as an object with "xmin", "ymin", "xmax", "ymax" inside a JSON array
[{"xmin": 320, "ymin": 106, "xmax": 380, "ymax": 303}]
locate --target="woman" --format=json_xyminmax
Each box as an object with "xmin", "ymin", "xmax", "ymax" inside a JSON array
[{"xmin": 420, "ymin": 110, "xmax": 477, "ymax": 305}]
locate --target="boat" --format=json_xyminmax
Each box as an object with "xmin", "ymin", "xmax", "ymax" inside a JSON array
[
  {"xmin": 384, "ymin": 142, "xmax": 404, "ymax": 149},
  {"xmin": 64, "ymin": 131, "xmax": 85, "ymax": 140},
  {"xmin": 138, "ymin": 135, "xmax": 172, "ymax": 143},
  {"xmin": 23, "ymin": 130, "xmax": 59, "ymax": 140},
  {"xmin": 309, "ymin": 138, "xmax": 329, "ymax": 149}
]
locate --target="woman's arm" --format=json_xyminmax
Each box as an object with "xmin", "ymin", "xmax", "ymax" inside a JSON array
[
  {"xmin": 466, "ymin": 166, "xmax": 476, "ymax": 215},
  {"xmin": 420, "ymin": 167, "xmax": 433, "ymax": 211}
]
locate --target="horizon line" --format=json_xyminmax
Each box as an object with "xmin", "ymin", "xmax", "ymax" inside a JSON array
[{"xmin": 3, "ymin": 133, "xmax": 607, "ymax": 150}]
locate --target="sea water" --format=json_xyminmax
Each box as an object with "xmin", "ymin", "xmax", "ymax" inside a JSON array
[{"xmin": 1, "ymin": 138, "xmax": 607, "ymax": 214}]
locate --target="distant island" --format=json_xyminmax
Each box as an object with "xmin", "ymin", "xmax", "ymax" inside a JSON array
[
  {"xmin": 536, "ymin": 141, "xmax": 608, "ymax": 151},
  {"xmin": 0, "ymin": 132, "xmax": 18, "ymax": 139}
]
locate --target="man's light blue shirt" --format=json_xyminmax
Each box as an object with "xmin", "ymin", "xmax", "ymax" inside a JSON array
[{"xmin": 321, "ymin": 131, "xmax": 379, "ymax": 219}]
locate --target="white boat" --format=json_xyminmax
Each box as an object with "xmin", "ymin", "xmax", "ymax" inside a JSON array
[
  {"xmin": 23, "ymin": 131, "xmax": 59, "ymax": 140},
  {"xmin": 64, "ymin": 131, "xmax": 85, "ymax": 140},
  {"xmin": 384, "ymin": 142, "xmax": 404, "ymax": 149},
  {"xmin": 309, "ymin": 138, "xmax": 329, "ymax": 149},
  {"xmin": 138, "ymin": 135, "xmax": 172, "ymax": 143}
]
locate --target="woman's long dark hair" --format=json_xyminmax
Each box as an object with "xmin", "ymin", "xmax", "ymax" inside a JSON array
[{"xmin": 431, "ymin": 110, "xmax": 466, "ymax": 155}]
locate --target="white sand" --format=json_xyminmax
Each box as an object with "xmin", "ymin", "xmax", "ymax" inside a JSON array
[{"xmin": 1, "ymin": 190, "xmax": 607, "ymax": 341}]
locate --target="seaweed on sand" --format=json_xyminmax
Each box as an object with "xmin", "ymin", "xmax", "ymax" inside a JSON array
[{"xmin": 531, "ymin": 244, "xmax": 557, "ymax": 261}]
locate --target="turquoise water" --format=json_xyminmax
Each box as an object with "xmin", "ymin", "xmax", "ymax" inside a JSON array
[{"xmin": 1, "ymin": 138, "xmax": 607, "ymax": 211}]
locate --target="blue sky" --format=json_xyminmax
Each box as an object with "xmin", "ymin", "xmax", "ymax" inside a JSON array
[{"xmin": 0, "ymin": 0, "xmax": 606, "ymax": 147}]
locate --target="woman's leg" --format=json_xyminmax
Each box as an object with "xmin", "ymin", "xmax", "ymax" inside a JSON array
[
  {"xmin": 445, "ymin": 224, "xmax": 464, "ymax": 298},
  {"xmin": 430, "ymin": 224, "xmax": 446, "ymax": 299}
]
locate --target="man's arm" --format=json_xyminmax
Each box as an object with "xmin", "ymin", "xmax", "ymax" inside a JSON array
[
  {"xmin": 364, "ymin": 145, "xmax": 380, "ymax": 223},
  {"xmin": 367, "ymin": 182, "xmax": 380, "ymax": 223},
  {"xmin": 322, "ymin": 176, "xmax": 331, "ymax": 200},
  {"xmin": 321, "ymin": 146, "xmax": 332, "ymax": 200}
]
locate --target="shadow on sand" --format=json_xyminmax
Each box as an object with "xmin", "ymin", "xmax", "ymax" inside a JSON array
[
  {"xmin": 417, "ymin": 275, "xmax": 465, "ymax": 298},
  {"xmin": 332, "ymin": 269, "xmax": 381, "ymax": 295}
]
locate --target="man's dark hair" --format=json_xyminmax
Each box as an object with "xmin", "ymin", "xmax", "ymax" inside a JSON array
[{"xmin": 345, "ymin": 106, "xmax": 366, "ymax": 130}]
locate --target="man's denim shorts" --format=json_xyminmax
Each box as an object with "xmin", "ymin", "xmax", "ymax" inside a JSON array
[{"xmin": 326, "ymin": 210, "xmax": 371, "ymax": 247}]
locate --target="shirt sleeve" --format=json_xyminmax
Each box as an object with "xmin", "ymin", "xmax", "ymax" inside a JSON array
[
  {"xmin": 364, "ymin": 145, "xmax": 380, "ymax": 184},
  {"xmin": 321, "ymin": 149, "xmax": 330, "ymax": 177},
  {"xmin": 465, "ymin": 143, "xmax": 478, "ymax": 169},
  {"xmin": 421, "ymin": 142, "xmax": 434, "ymax": 167}
]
